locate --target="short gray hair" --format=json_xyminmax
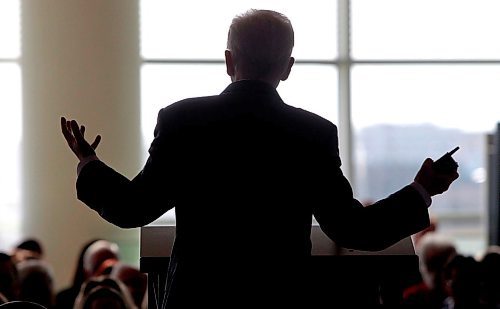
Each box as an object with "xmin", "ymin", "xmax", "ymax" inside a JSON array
[{"xmin": 227, "ymin": 9, "xmax": 294, "ymax": 80}]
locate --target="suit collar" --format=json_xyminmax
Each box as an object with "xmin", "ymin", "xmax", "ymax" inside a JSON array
[{"xmin": 221, "ymin": 80, "xmax": 280, "ymax": 97}]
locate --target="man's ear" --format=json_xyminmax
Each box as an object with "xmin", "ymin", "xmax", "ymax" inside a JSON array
[
  {"xmin": 225, "ymin": 50, "xmax": 235, "ymax": 78},
  {"xmin": 280, "ymin": 57, "xmax": 295, "ymax": 81}
]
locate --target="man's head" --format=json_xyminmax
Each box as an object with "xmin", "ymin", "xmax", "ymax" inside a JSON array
[{"xmin": 226, "ymin": 9, "xmax": 295, "ymax": 87}]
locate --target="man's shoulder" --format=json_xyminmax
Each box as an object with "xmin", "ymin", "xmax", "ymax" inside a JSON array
[
  {"xmin": 282, "ymin": 104, "xmax": 338, "ymax": 133},
  {"xmin": 159, "ymin": 95, "xmax": 220, "ymax": 115}
]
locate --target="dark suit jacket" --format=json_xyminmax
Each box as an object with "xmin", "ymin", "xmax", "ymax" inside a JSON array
[{"xmin": 76, "ymin": 80, "xmax": 430, "ymax": 307}]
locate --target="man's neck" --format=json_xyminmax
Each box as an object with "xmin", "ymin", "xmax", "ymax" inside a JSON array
[{"xmin": 232, "ymin": 76, "xmax": 280, "ymax": 88}]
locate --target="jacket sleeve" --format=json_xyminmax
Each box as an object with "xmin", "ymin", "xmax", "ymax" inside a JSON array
[
  {"xmin": 76, "ymin": 108, "xmax": 178, "ymax": 228},
  {"xmin": 312, "ymin": 126, "xmax": 430, "ymax": 251}
]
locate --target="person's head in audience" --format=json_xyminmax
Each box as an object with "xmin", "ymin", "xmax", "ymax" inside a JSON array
[
  {"xmin": 55, "ymin": 239, "xmax": 103, "ymax": 309},
  {"xmin": 0, "ymin": 252, "xmax": 19, "ymax": 302},
  {"xmin": 110, "ymin": 262, "xmax": 147, "ymax": 308},
  {"xmin": 442, "ymin": 254, "xmax": 480, "ymax": 308},
  {"xmin": 71, "ymin": 239, "xmax": 102, "ymax": 289},
  {"xmin": 74, "ymin": 276, "xmax": 136, "ymax": 309},
  {"xmin": 416, "ymin": 233, "xmax": 456, "ymax": 291},
  {"xmin": 479, "ymin": 250, "xmax": 500, "ymax": 306},
  {"xmin": 11, "ymin": 238, "xmax": 44, "ymax": 264},
  {"xmin": 83, "ymin": 240, "xmax": 120, "ymax": 279},
  {"xmin": 16, "ymin": 259, "xmax": 55, "ymax": 308}
]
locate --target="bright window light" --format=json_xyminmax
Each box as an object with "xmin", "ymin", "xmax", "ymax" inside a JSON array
[
  {"xmin": 352, "ymin": 0, "xmax": 500, "ymax": 59},
  {"xmin": 0, "ymin": 63, "xmax": 22, "ymax": 250},
  {"xmin": 0, "ymin": 1, "xmax": 20, "ymax": 58},
  {"xmin": 140, "ymin": 0, "xmax": 337, "ymax": 60}
]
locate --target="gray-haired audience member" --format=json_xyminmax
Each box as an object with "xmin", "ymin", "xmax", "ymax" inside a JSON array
[
  {"xmin": 403, "ymin": 233, "xmax": 457, "ymax": 308},
  {"xmin": 82, "ymin": 240, "xmax": 120, "ymax": 279}
]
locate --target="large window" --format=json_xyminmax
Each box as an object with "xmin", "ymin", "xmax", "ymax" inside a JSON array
[
  {"xmin": 351, "ymin": 0, "xmax": 500, "ymax": 255},
  {"xmin": 140, "ymin": 0, "xmax": 499, "ymax": 255},
  {"xmin": 0, "ymin": 1, "xmax": 22, "ymax": 251}
]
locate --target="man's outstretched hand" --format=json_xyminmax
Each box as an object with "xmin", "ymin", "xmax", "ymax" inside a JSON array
[
  {"xmin": 61, "ymin": 117, "xmax": 101, "ymax": 161},
  {"xmin": 415, "ymin": 158, "xmax": 459, "ymax": 196}
]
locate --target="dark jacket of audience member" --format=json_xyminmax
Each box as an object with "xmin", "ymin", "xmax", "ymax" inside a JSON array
[
  {"xmin": 479, "ymin": 251, "xmax": 500, "ymax": 308},
  {"xmin": 442, "ymin": 254, "xmax": 481, "ymax": 309}
]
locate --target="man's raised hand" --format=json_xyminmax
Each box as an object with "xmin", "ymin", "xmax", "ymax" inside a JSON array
[
  {"xmin": 414, "ymin": 158, "xmax": 459, "ymax": 196},
  {"xmin": 61, "ymin": 117, "xmax": 101, "ymax": 161}
]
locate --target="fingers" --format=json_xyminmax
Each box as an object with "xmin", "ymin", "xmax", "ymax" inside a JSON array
[
  {"xmin": 61, "ymin": 117, "xmax": 75, "ymax": 145},
  {"xmin": 70, "ymin": 120, "xmax": 85, "ymax": 144},
  {"xmin": 415, "ymin": 156, "xmax": 460, "ymax": 196},
  {"xmin": 91, "ymin": 135, "xmax": 101, "ymax": 150}
]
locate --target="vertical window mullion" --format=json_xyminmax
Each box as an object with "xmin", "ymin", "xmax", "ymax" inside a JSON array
[{"xmin": 338, "ymin": 0, "xmax": 353, "ymax": 182}]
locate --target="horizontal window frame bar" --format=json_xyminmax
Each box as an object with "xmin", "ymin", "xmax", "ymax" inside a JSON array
[
  {"xmin": 142, "ymin": 59, "xmax": 339, "ymax": 65},
  {"xmin": 353, "ymin": 59, "xmax": 500, "ymax": 65},
  {"xmin": 143, "ymin": 58, "xmax": 500, "ymax": 66}
]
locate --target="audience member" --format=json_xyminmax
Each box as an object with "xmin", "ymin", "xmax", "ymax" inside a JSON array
[
  {"xmin": 442, "ymin": 254, "xmax": 481, "ymax": 309},
  {"xmin": 54, "ymin": 239, "xmax": 101, "ymax": 309},
  {"xmin": 0, "ymin": 252, "xmax": 19, "ymax": 302},
  {"xmin": 16, "ymin": 259, "xmax": 55, "ymax": 308},
  {"xmin": 109, "ymin": 263, "xmax": 147, "ymax": 308},
  {"xmin": 82, "ymin": 240, "xmax": 120, "ymax": 278},
  {"xmin": 479, "ymin": 250, "xmax": 500, "ymax": 308},
  {"xmin": 11, "ymin": 239, "xmax": 44, "ymax": 264},
  {"xmin": 14, "ymin": 237, "xmax": 500, "ymax": 309},
  {"xmin": 402, "ymin": 233, "xmax": 456, "ymax": 308},
  {"xmin": 73, "ymin": 276, "xmax": 136, "ymax": 309}
]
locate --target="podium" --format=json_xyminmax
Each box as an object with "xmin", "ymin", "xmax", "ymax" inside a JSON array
[{"xmin": 140, "ymin": 225, "xmax": 421, "ymax": 308}]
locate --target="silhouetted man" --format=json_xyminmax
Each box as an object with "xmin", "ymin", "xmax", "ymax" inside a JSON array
[{"xmin": 61, "ymin": 9, "xmax": 458, "ymax": 308}]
